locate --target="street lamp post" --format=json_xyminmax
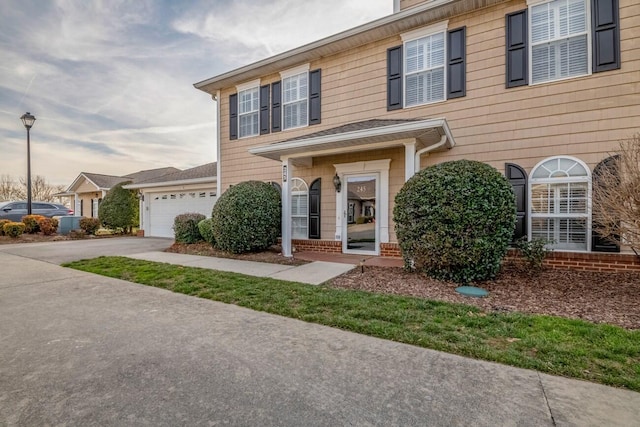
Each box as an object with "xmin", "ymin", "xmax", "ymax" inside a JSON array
[{"xmin": 20, "ymin": 112, "xmax": 36, "ymax": 215}]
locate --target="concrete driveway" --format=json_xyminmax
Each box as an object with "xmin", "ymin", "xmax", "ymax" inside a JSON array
[
  {"xmin": 1, "ymin": 249, "xmax": 638, "ymax": 426},
  {"xmin": 0, "ymin": 236, "xmax": 172, "ymax": 264}
]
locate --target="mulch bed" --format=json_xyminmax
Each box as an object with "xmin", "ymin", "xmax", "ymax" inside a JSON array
[
  {"xmin": 329, "ymin": 263, "xmax": 640, "ymax": 330},
  {"xmin": 166, "ymin": 243, "xmax": 309, "ymax": 266}
]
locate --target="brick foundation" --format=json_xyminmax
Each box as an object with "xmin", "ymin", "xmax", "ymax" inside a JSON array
[
  {"xmin": 289, "ymin": 239, "xmax": 640, "ymax": 273},
  {"xmin": 506, "ymin": 249, "xmax": 640, "ymax": 272},
  {"xmin": 291, "ymin": 239, "xmax": 342, "ymax": 253}
]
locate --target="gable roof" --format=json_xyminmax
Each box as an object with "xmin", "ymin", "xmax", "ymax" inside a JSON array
[
  {"xmin": 124, "ymin": 163, "xmax": 217, "ymax": 190},
  {"xmin": 66, "ymin": 167, "xmax": 182, "ymax": 193},
  {"xmin": 194, "ymin": 0, "xmax": 506, "ymax": 94},
  {"xmin": 123, "ymin": 167, "xmax": 181, "ymax": 183},
  {"xmin": 81, "ymin": 173, "xmax": 129, "ymax": 190}
]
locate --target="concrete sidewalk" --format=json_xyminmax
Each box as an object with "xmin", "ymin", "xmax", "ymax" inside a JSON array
[
  {"xmin": 127, "ymin": 251, "xmax": 356, "ymax": 285},
  {"xmin": 1, "ymin": 251, "xmax": 639, "ymax": 426}
]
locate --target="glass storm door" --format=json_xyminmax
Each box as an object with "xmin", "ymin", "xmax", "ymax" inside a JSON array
[{"xmin": 343, "ymin": 174, "xmax": 378, "ymax": 254}]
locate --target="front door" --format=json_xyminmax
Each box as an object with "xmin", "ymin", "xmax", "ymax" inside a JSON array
[{"xmin": 343, "ymin": 174, "xmax": 378, "ymax": 255}]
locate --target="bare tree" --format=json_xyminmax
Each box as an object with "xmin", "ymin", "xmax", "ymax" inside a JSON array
[
  {"xmin": 592, "ymin": 133, "xmax": 640, "ymax": 256},
  {"xmin": 18, "ymin": 175, "xmax": 66, "ymax": 202},
  {"xmin": 0, "ymin": 174, "xmax": 24, "ymax": 201}
]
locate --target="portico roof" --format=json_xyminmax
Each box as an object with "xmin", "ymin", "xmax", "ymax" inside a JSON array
[{"xmin": 248, "ymin": 118, "xmax": 455, "ymax": 163}]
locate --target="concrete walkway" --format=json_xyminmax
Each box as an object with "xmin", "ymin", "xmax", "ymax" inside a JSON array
[{"xmin": 127, "ymin": 251, "xmax": 355, "ymax": 285}]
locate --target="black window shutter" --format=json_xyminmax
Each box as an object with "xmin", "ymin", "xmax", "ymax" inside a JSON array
[
  {"xmin": 271, "ymin": 81, "xmax": 281, "ymax": 133},
  {"xmin": 309, "ymin": 69, "xmax": 321, "ymax": 125},
  {"xmin": 592, "ymin": 0, "xmax": 620, "ymax": 73},
  {"xmin": 505, "ymin": 163, "xmax": 528, "ymax": 244},
  {"xmin": 447, "ymin": 27, "xmax": 466, "ymax": 99},
  {"xmin": 260, "ymin": 85, "xmax": 270, "ymax": 135},
  {"xmin": 80, "ymin": 199, "xmax": 83, "ymax": 216},
  {"xmin": 505, "ymin": 10, "xmax": 528, "ymax": 88},
  {"xmin": 592, "ymin": 156, "xmax": 621, "ymax": 252},
  {"xmin": 387, "ymin": 45, "xmax": 403, "ymax": 110},
  {"xmin": 309, "ymin": 178, "xmax": 321, "ymax": 239},
  {"xmin": 229, "ymin": 93, "xmax": 238, "ymax": 140}
]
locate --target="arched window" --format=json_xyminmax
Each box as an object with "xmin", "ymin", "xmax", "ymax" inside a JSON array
[
  {"xmin": 529, "ymin": 156, "xmax": 591, "ymax": 251},
  {"xmin": 291, "ymin": 178, "xmax": 309, "ymax": 239}
]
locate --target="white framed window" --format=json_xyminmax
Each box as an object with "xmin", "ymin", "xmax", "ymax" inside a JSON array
[
  {"xmin": 529, "ymin": 156, "xmax": 591, "ymax": 251},
  {"xmin": 282, "ymin": 72, "xmax": 308, "ymax": 130},
  {"xmin": 529, "ymin": 0, "xmax": 590, "ymax": 84},
  {"xmin": 402, "ymin": 22, "xmax": 447, "ymax": 107},
  {"xmin": 238, "ymin": 86, "xmax": 259, "ymax": 138},
  {"xmin": 291, "ymin": 178, "xmax": 308, "ymax": 239}
]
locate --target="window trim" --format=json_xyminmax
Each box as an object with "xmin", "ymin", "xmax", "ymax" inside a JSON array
[
  {"xmin": 528, "ymin": 155, "xmax": 592, "ymax": 252},
  {"xmin": 527, "ymin": 0, "xmax": 592, "ymax": 86},
  {"xmin": 401, "ymin": 21, "xmax": 449, "ymax": 108},
  {"xmin": 290, "ymin": 177, "xmax": 309, "ymax": 239},
  {"xmin": 280, "ymin": 64, "xmax": 310, "ymax": 131},
  {"xmin": 236, "ymin": 79, "xmax": 261, "ymax": 139}
]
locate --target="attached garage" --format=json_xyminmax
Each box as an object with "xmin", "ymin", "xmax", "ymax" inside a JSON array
[
  {"xmin": 124, "ymin": 163, "xmax": 217, "ymax": 239},
  {"xmin": 147, "ymin": 190, "xmax": 217, "ymax": 238}
]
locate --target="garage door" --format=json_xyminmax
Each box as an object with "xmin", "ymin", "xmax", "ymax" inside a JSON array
[{"xmin": 148, "ymin": 190, "xmax": 217, "ymax": 238}]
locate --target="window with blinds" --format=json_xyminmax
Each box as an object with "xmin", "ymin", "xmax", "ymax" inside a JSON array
[
  {"xmin": 530, "ymin": 0, "xmax": 589, "ymax": 84},
  {"xmin": 404, "ymin": 31, "xmax": 445, "ymax": 106},
  {"xmin": 238, "ymin": 87, "xmax": 259, "ymax": 138},
  {"xmin": 282, "ymin": 72, "xmax": 308, "ymax": 130},
  {"xmin": 291, "ymin": 178, "xmax": 309, "ymax": 239},
  {"xmin": 530, "ymin": 157, "xmax": 591, "ymax": 251}
]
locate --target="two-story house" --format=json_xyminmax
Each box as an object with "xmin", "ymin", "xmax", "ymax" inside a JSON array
[{"xmin": 195, "ymin": 0, "xmax": 638, "ymax": 269}]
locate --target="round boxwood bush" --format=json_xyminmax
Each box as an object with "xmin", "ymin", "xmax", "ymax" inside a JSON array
[
  {"xmin": 173, "ymin": 213, "xmax": 206, "ymax": 244},
  {"xmin": 198, "ymin": 218, "xmax": 216, "ymax": 246},
  {"xmin": 211, "ymin": 181, "xmax": 281, "ymax": 254},
  {"xmin": 394, "ymin": 160, "xmax": 516, "ymax": 284}
]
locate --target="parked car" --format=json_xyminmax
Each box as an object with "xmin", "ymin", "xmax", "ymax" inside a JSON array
[{"xmin": 0, "ymin": 201, "xmax": 74, "ymax": 222}]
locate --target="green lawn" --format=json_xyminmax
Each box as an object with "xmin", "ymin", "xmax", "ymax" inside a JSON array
[{"xmin": 65, "ymin": 256, "xmax": 640, "ymax": 391}]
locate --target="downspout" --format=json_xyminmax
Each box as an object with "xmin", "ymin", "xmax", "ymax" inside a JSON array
[
  {"xmin": 414, "ymin": 135, "xmax": 448, "ymax": 173},
  {"xmin": 215, "ymin": 91, "xmax": 222, "ymax": 200}
]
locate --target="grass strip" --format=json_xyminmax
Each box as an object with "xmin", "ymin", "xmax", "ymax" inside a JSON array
[{"xmin": 65, "ymin": 256, "xmax": 640, "ymax": 391}]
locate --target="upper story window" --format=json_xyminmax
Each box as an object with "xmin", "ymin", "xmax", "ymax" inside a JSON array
[
  {"xmin": 387, "ymin": 22, "xmax": 466, "ymax": 111},
  {"xmin": 530, "ymin": 0, "xmax": 589, "ymax": 84},
  {"xmin": 405, "ymin": 31, "xmax": 446, "ymax": 106},
  {"xmin": 238, "ymin": 86, "xmax": 259, "ymax": 138},
  {"xmin": 281, "ymin": 65, "xmax": 309, "ymax": 130},
  {"xmin": 506, "ymin": 0, "xmax": 619, "ymax": 88}
]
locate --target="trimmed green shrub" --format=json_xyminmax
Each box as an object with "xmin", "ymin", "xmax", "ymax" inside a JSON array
[
  {"xmin": 22, "ymin": 214, "xmax": 46, "ymax": 234},
  {"xmin": 37, "ymin": 217, "xmax": 57, "ymax": 236},
  {"xmin": 198, "ymin": 218, "xmax": 216, "ymax": 246},
  {"xmin": 173, "ymin": 213, "xmax": 206, "ymax": 244},
  {"xmin": 394, "ymin": 160, "xmax": 516, "ymax": 284},
  {"xmin": 3, "ymin": 222, "xmax": 25, "ymax": 238},
  {"xmin": 514, "ymin": 236, "xmax": 553, "ymax": 271},
  {"xmin": 0, "ymin": 219, "xmax": 10, "ymax": 236},
  {"xmin": 211, "ymin": 181, "xmax": 281, "ymax": 254},
  {"xmin": 98, "ymin": 182, "xmax": 139, "ymax": 233},
  {"xmin": 79, "ymin": 217, "xmax": 101, "ymax": 235}
]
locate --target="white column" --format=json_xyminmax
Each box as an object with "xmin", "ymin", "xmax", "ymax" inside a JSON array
[
  {"xmin": 74, "ymin": 193, "xmax": 79, "ymax": 216},
  {"xmin": 404, "ymin": 141, "xmax": 416, "ymax": 181},
  {"xmin": 281, "ymin": 157, "xmax": 293, "ymax": 257}
]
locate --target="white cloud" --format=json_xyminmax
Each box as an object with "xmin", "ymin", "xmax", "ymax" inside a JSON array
[{"xmin": 0, "ymin": 0, "xmax": 390, "ymax": 186}]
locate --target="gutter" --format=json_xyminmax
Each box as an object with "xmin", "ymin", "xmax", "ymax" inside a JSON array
[{"xmin": 124, "ymin": 176, "xmax": 217, "ymax": 190}]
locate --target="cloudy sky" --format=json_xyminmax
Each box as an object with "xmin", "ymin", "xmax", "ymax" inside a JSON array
[{"xmin": 0, "ymin": 0, "xmax": 391, "ymax": 186}]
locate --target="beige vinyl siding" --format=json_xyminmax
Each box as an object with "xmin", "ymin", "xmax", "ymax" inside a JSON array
[
  {"xmin": 75, "ymin": 180, "xmax": 100, "ymax": 193},
  {"xmin": 218, "ymin": 0, "xmax": 639, "ymax": 242}
]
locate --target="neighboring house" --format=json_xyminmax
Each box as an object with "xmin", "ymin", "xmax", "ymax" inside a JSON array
[
  {"xmin": 194, "ymin": 0, "xmax": 637, "ymax": 261},
  {"xmin": 60, "ymin": 167, "xmax": 179, "ymax": 219},
  {"xmin": 124, "ymin": 163, "xmax": 217, "ymax": 238}
]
